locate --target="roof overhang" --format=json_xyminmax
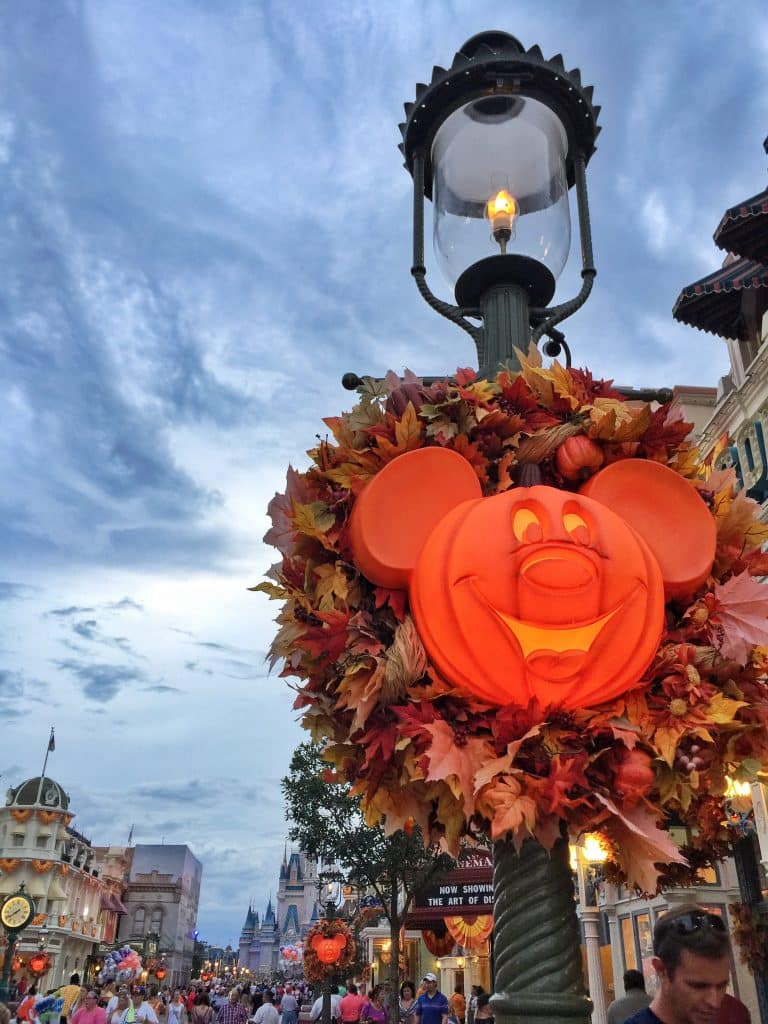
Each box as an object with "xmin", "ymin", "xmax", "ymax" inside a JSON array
[
  {"xmin": 714, "ymin": 188, "xmax": 768, "ymax": 263},
  {"xmin": 672, "ymin": 256, "xmax": 768, "ymax": 340}
]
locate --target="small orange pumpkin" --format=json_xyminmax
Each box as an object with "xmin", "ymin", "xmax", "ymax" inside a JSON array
[
  {"xmin": 556, "ymin": 435, "xmax": 604, "ymax": 481},
  {"xmin": 613, "ymin": 748, "xmax": 655, "ymax": 805}
]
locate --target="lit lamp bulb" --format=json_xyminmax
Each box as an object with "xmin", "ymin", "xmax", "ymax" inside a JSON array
[
  {"xmin": 485, "ymin": 189, "xmax": 518, "ymax": 254},
  {"xmin": 581, "ymin": 833, "xmax": 609, "ymax": 864}
]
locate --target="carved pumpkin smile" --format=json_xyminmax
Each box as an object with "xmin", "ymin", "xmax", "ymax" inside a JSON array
[{"xmin": 461, "ymin": 573, "xmax": 629, "ymax": 670}]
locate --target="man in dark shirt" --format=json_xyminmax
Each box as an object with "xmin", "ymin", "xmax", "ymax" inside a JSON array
[
  {"xmin": 607, "ymin": 970, "xmax": 651, "ymax": 1024},
  {"xmin": 625, "ymin": 905, "xmax": 731, "ymax": 1024},
  {"xmin": 412, "ymin": 975, "xmax": 448, "ymax": 1024}
]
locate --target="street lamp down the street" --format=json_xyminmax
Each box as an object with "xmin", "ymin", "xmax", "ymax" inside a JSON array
[
  {"xmin": 398, "ymin": 30, "xmax": 602, "ymax": 1024},
  {"xmin": 398, "ymin": 31, "xmax": 601, "ymax": 376}
]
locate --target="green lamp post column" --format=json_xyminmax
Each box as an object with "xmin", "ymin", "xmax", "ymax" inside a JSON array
[
  {"xmin": 398, "ymin": 32, "xmax": 602, "ymax": 1024},
  {"xmin": 0, "ymin": 884, "xmax": 37, "ymax": 1002}
]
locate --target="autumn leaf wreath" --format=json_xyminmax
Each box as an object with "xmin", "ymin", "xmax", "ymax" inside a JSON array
[{"xmin": 256, "ymin": 353, "xmax": 768, "ymax": 894}]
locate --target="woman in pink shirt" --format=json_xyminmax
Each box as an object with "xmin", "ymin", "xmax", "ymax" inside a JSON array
[{"xmin": 72, "ymin": 992, "xmax": 107, "ymax": 1024}]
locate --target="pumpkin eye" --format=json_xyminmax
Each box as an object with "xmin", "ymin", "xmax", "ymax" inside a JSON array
[
  {"xmin": 563, "ymin": 511, "xmax": 590, "ymax": 545},
  {"xmin": 512, "ymin": 507, "xmax": 543, "ymax": 543}
]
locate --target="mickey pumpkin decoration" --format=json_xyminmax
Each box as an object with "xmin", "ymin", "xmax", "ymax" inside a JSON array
[
  {"xmin": 302, "ymin": 920, "xmax": 355, "ymax": 982},
  {"xmin": 311, "ymin": 932, "xmax": 348, "ymax": 965},
  {"xmin": 350, "ymin": 448, "xmax": 716, "ymax": 711}
]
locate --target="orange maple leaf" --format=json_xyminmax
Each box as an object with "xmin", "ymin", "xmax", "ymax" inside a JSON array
[
  {"xmin": 480, "ymin": 775, "xmax": 539, "ymax": 842},
  {"xmin": 597, "ymin": 796, "xmax": 687, "ymax": 894},
  {"xmin": 422, "ymin": 720, "xmax": 495, "ymax": 813}
]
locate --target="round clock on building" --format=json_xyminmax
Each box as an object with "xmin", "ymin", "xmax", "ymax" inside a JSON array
[{"xmin": 0, "ymin": 891, "xmax": 35, "ymax": 931}]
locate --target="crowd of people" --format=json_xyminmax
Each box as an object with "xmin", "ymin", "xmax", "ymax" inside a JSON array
[{"xmin": 0, "ymin": 905, "xmax": 759, "ymax": 1024}]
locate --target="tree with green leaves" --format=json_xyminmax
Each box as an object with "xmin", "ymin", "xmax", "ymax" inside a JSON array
[{"xmin": 282, "ymin": 742, "xmax": 454, "ymax": 1019}]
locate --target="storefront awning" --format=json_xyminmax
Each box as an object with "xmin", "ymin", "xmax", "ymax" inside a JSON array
[
  {"xmin": 672, "ymin": 256, "xmax": 768, "ymax": 340},
  {"xmin": 714, "ymin": 187, "xmax": 768, "ymax": 263}
]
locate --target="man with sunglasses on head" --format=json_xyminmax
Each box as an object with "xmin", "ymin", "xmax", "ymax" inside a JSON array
[{"xmin": 625, "ymin": 905, "xmax": 732, "ymax": 1024}]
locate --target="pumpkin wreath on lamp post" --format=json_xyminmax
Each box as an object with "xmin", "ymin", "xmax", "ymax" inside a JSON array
[
  {"xmin": 256, "ymin": 356, "xmax": 768, "ymax": 895},
  {"xmin": 303, "ymin": 919, "xmax": 355, "ymax": 983}
]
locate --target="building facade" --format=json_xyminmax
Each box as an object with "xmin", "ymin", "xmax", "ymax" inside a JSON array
[
  {"xmin": 117, "ymin": 845, "xmax": 203, "ymax": 988},
  {"xmin": 0, "ymin": 775, "xmax": 126, "ymax": 990}
]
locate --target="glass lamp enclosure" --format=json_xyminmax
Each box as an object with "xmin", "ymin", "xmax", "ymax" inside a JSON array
[{"xmin": 431, "ymin": 94, "xmax": 571, "ymax": 292}]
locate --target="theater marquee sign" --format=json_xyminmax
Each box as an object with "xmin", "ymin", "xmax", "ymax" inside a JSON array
[{"xmin": 408, "ymin": 850, "xmax": 493, "ymax": 925}]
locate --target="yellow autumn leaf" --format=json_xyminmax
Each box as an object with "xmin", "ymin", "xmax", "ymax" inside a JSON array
[
  {"xmin": 292, "ymin": 500, "xmax": 335, "ymax": 537},
  {"xmin": 375, "ymin": 402, "xmax": 424, "ymax": 460},
  {"xmin": 588, "ymin": 399, "xmax": 653, "ymax": 442},
  {"xmin": 313, "ymin": 562, "xmax": 350, "ymax": 611},
  {"xmin": 653, "ymin": 725, "xmax": 683, "ymax": 767},
  {"xmin": 706, "ymin": 693, "xmax": 747, "ymax": 725}
]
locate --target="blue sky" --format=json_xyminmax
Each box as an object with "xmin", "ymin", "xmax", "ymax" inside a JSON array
[{"xmin": 1, "ymin": 1, "xmax": 767, "ymax": 946}]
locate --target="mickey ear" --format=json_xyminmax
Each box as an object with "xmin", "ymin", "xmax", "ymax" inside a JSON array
[
  {"xmin": 349, "ymin": 447, "xmax": 482, "ymax": 590},
  {"xmin": 580, "ymin": 459, "xmax": 716, "ymax": 600}
]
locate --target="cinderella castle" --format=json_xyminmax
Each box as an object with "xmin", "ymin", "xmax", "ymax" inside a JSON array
[{"xmin": 238, "ymin": 849, "xmax": 321, "ymax": 975}]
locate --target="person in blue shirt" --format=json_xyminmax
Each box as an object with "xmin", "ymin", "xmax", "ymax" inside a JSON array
[
  {"xmin": 624, "ymin": 905, "xmax": 731, "ymax": 1024},
  {"xmin": 411, "ymin": 976, "xmax": 448, "ymax": 1024}
]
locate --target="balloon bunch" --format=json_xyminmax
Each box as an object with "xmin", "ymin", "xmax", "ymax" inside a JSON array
[
  {"xmin": 101, "ymin": 945, "xmax": 143, "ymax": 982},
  {"xmin": 278, "ymin": 942, "xmax": 303, "ymax": 963}
]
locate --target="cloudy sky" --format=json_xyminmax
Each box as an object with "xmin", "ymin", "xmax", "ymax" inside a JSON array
[{"xmin": 1, "ymin": 0, "xmax": 767, "ymax": 946}]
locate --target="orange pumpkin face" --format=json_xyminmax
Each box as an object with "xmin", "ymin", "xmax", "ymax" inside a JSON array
[
  {"xmin": 311, "ymin": 934, "xmax": 346, "ymax": 965},
  {"xmin": 410, "ymin": 486, "xmax": 664, "ymax": 709},
  {"xmin": 349, "ymin": 448, "xmax": 717, "ymax": 712}
]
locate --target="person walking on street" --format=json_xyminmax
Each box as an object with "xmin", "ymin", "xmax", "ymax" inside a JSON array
[
  {"xmin": 399, "ymin": 983, "xmax": 417, "ymax": 1024},
  {"xmin": 624, "ymin": 905, "xmax": 732, "ymax": 1024},
  {"xmin": 280, "ymin": 988, "xmax": 299, "ymax": 1024},
  {"xmin": 340, "ymin": 984, "xmax": 366, "ymax": 1024},
  {"xmin": 72, "ymin": 992, "xmax": 107, "ymax": 1024},
  {"xmin": 252, "ymin": 992, "xmax": 278, "ymax": 1024},
  {"xmin": 411, "ymin": 975, "xmax": 449, "ymax": 1024},
  {"xmin": 449, "ymin": 989, "xmax": 465, "ymax": 1024},
  {"xmin": 607, "ymin": 971, "xmax": 651, "ymax": 1024},
  {"xmin": 217, "ymin": 990, "xmax": 248, "ymax": 1024}
]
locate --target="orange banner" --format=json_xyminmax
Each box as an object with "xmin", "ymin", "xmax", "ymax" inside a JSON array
[{"xmin": 444, "ymin": 914, "xmax": 493, "ymax": 950}]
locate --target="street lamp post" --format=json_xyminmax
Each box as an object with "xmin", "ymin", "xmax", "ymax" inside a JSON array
[
  {"xmin": 573, "ymin": 837, "xmax": 608, "ymax": 1024},
  {"xmin": 317, "ymin": 870, "xmax": 344, "ymax": 1024},
  {"xmin": 398, "ymin": 31, "xmax": 600, "ymax": 377},
  {"xmin": 396, "ymin": 31, "xmax": 602, "ymax": 1024}
]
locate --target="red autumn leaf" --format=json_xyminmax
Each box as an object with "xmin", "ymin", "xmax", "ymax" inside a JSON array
[
  {"xmin": 495, "ymin": 372, "xmax": 561, "ymax": 431},
  {"xmin": 357, "ymin": 718, "xmax": 400, "ymax": 770},
  {"xmin": 455, "ymin": 367, "xmax": 478, "ymax": 387},
  {"xmin": 639, "ymin": 402, "xmax": 694, "ymax": 456},
  {"xmin": 711, "ymin": 571, "xmax": 768, "ymax": 664},
  {"xmin": 567, "ymin": 367, "xmax": 622, "ymax": 403},
  {"xmin": 531, "ymin": 754, "xmax": 590, "ymax": 816},
  {"xmin": 295, "ymin": 610, "xmax": 351, "ymax": 668},
  {"xmin": 374, "ymin": 586, "xmax": 408, "ymax": 622}
]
